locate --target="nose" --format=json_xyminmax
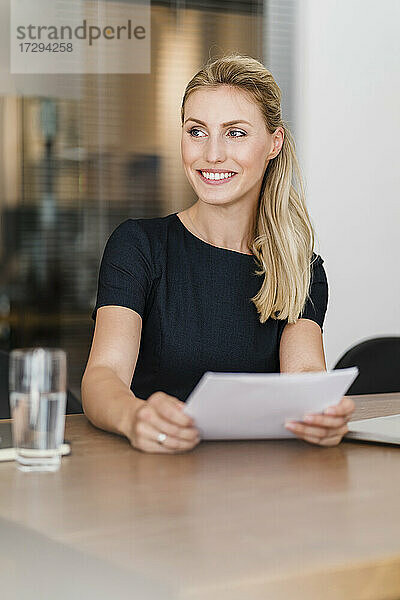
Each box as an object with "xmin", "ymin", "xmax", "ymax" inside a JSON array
[{"xmin": 203, "ymin": 133, "xmax": 227, "ymax": 164}]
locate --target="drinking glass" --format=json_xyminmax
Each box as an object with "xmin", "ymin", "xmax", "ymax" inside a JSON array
[{"xmin": 9, "ymin": 348, "xmax": 67, "ymax": 472}]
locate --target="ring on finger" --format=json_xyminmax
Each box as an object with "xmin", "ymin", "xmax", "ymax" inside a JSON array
[{"xmin": 157, "ymin": 432, "xmax": 167, "ymax": 445}]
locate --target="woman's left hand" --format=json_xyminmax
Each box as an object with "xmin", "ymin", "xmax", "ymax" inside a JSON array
[{"xmin": 284, "ymin": 396, "xmax": 355, "ymax": 446}]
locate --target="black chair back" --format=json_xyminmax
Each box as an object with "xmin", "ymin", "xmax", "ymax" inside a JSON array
[
  {"xmin": 334, "ymin": 336, "xmax": 400, "ymax": 395},
  {"xmin": 0, "ymin": 349, "xmax": 83, "ymax": 419}
]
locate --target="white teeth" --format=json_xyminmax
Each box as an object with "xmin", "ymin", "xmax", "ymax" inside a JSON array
[{"xmin": 200, "ymin": 171, "xmax": 235, "ymax": 180}]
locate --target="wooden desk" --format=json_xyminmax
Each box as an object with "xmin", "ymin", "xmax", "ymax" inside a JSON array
[{"xmin": 1, "ymin": 393, "xmax": 400, "ymax": 600}]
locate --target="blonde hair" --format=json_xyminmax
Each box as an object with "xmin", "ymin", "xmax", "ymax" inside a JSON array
[{"xmin": 180, "ymin": 52, "xmax": 317, "ymax": 325}]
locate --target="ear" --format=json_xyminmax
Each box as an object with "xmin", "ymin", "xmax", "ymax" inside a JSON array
[{"xmin": 270, "ymin": 127, "xmax": 285, "ymax": 158}]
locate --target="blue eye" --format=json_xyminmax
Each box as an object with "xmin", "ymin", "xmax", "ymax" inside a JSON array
[
  {"xmin": 188, "ymin": 127, "xmax": 206, "ymax": 137},
  {"xmin": 228, "ymin": 129, "xmax": 246, "ymax": 137}
]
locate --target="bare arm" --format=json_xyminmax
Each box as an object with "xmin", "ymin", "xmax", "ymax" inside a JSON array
[
  {"xmin": 279, "ymin": 318, "xmax": 354, "ymax": 446},
  {"xmin": 81, "ymin": 305, "xmax": 146, "ymax": 439},
  {"xmin": 279, "ymin": 317, "xmax": 327, "ymax": 372},
  {"xmin": 81, "ymin": 305, "xmax": 200, "ymax": 453}
]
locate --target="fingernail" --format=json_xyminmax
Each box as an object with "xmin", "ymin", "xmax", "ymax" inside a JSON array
[
  {"xmin": 303, "ymin": 415, "xmax": 314, "ymax": 423},
  {"xmin": 325, "ymin": 407, "xmax": 336, "ymax": 415},
  {"xmin": 285, "ymin": 423, "xmax": 295, "ymax": 429}
]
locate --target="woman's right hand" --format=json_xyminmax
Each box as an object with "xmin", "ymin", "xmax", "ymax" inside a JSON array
[{"xmin": 129, "ymin": 391, "xmax": 201, "ymax": 453}]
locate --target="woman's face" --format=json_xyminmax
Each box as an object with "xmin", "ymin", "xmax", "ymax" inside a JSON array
[{"xmin": 181, "ymin": 85, "xmax": 283, "ymax": 208}]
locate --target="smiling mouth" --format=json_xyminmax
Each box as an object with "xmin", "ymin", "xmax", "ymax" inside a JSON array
[{"xmin": 196, "ymin": 170, "xmax": 238, "ymax": 185}]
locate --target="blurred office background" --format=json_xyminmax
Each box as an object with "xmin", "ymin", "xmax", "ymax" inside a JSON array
[{"xmin": 0, "ymin": 0, "xmax": 399, "ymax": 400}]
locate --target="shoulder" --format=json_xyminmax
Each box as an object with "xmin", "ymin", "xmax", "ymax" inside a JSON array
[
  {"xmin": 107, "ymin": 214, "xmax": 170, "ymax": 242},
  {"xmin": 105, "ymin": 213, "xmax": 176, "ymax": 254},
  {"xmin": 101, "ymin": 213, "xmax": 178, "ymax": 278},
  {"xmin": 311, "ymin": 251, "xmax": 324, "ymax": 265},
  {"xmin": 310, "ymin": 252, "xmax": 328, "ymax": 284}
]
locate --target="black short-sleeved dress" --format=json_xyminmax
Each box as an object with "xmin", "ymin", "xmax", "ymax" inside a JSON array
[{"xmin": 92, "ymin": 212, "xmax": 329, "ymax": 402}]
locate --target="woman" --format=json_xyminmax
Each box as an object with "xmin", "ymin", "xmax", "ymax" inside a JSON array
[{"xmin": 81, "ymin": 53, "xmax": 354, "ymax": 453}]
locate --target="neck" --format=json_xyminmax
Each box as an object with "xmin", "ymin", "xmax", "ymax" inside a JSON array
[{"xmin": 188, "ymin": 202, "xmax": 257, "ymax": 254}]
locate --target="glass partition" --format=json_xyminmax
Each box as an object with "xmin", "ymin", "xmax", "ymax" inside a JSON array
[{"xmin": 0, "ymin": 0, "xmax": 265, "ymax": 399}]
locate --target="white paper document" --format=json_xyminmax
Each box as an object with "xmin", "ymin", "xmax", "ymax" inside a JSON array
[{"xmin": 183, "ymin": 367, "xmax": 359, "ymax": 440}]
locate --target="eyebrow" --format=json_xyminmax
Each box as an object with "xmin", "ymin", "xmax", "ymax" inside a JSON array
[{"xmin": 184, "ymin": 117, "xmax": 252, "ymax": 127}]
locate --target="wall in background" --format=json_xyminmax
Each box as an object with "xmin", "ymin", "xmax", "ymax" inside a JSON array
[
  {"xmin": 294, "ymin": 0, "xmax": 400, "ymax": 367},
  {"xmin": 0, "ymin": 1, "xmax": 263, "ymax": 398}
]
